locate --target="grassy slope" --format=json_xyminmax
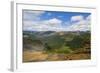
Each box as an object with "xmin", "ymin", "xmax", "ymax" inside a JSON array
[{"xmin": 23, "ymin": 31, "xmax": 91, "ymax": 62}]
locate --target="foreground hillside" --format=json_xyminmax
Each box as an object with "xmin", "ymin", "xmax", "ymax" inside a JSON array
[
  {"xmin": 23, "ymin": 51, "xmax": 90, "ymax": 62},
  {"xmin": 23, "ymin": 31, "xmax": 91, "ymax": 62}
]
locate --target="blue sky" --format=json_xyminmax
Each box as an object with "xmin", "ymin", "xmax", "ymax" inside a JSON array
[
  {"xmin": 23, "ymin": 10, "xmax": 91, "ymax": 31},
  {"xmin": 40, "ymin": 11, "xmax": 90, "ymax": 22}
]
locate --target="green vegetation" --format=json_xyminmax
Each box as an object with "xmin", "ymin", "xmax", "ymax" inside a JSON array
[{"xmin": 23, "ymin": 31, "xmax": 91, "ymax": 62}]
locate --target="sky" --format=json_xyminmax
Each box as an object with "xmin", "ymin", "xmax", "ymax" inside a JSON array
[{"xmin": 23, "ymin": 10, "xmax": 91, "ymax": 31}]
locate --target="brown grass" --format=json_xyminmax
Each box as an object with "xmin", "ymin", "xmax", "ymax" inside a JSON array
[
  {"xmin": 23, "ymin": 51, "xmax": 91, "ymax": 62},
  {"xmin": 23, "ymin": 51, "xmax": 48, "ymax": 62}
]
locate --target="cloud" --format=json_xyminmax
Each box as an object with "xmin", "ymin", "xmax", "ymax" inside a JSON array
[
  {"xmin": 43, "ymin": 18, "xmax": 62, "ymax": 27},
  {"xmin": 23, "ymin": 18, "xmax": 63, "ymax": 31},
  {"xmin": 86, "ymin": 15, "xmax": 91, "ymax": 24},
  {"xmin": 67, "ymin": 21, "xmax": 90, "ymax": 31},
  {"xmin": 23, "ymin": 10, "xmax": 45, "ymax": 21},
  {"xmin": 67, "ymin": 15, "xmax": 91, "ymax": 31},
  {"xmin": 71, "ymin": 15, "xmax": 84, "ymax": 22},
  {"xmin": 23, "ymin": 15, "xmax": 91, "ymax": 31},
  {"xmin": 23, "ymin": 20, "xmax": 42, "ymax": 30},
  {"xmin": 23, "ymin": 10, "xmax": 91, "ymax": 31},
  {"xmin": 86, "ymin": 15, "xmax": 91, "ymax": 21}
]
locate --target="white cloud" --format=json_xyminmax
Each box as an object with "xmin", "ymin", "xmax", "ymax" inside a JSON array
[
  {"xmin": 23, "ymin": 10, "xmax": 63, "ymax": 31},
  {"xmin": 67, "ymin": 15, "xmax": 91, "ymax": 31},
  {"xmin": 43, "ymin": 18, "xmax": 62, "ymax": 27},
  {"xmin": 67, "ymin": 21, "xmax": 90, "ymax": 31},
  {"xmin": 86, "ymin": 15, "xmax": 91, "ymax": 21},
  {"xmin": 23, "ymin": 10, "xmax": 45, "ymax": 16},
  {"xmin": 71, "ymin": 15, "xmax": 84, "ymax": 22},
  {"xmin": 23, "ymin": 18, "xmax": 63, "ymax": 31},
  {"xmin": 23, "ymin": 12, "xmax": 91, "ymax": 31},
  {"xmin": 23, "ymin": 21, "xmax": 39, "ymax": 31},
  {"xmin": 86, "ymin": 15, "xmax": 91, "ymax": 25},
  {"xmin": 23, "ymin": 10, "xmax": 45, "ymax": 20}
]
